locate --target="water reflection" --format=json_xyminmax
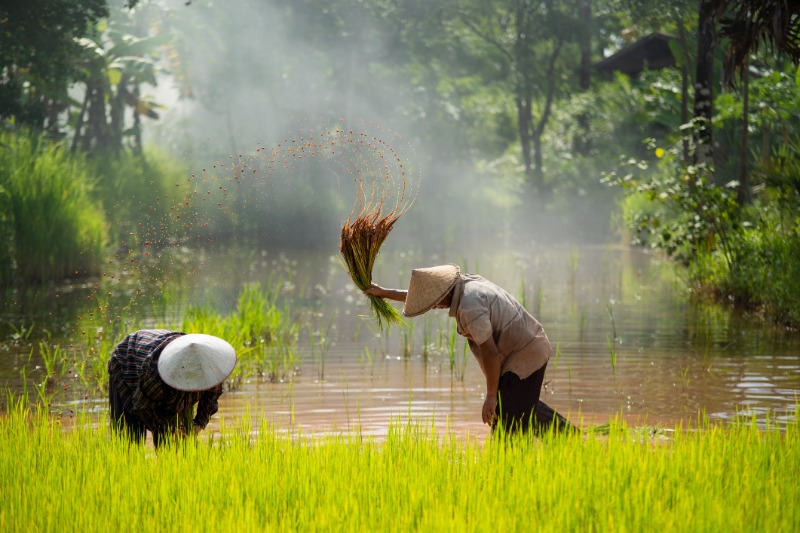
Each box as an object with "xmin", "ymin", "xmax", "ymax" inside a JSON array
[{"xmin": 2, "ymin": 244, "xmax": 798, "ymax": 438}]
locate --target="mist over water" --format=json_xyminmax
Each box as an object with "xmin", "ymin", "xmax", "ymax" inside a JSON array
[{"xmin": 144, "ymin": 0, "xmax": 613, "ymax": 253}]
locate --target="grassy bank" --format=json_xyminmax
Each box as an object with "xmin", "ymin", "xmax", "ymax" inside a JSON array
[
  {"xmin": 0, "ymin": 132, "xmax": 190, "ymax": 285},
  {"xmin": 690, "ymin": 208, "xmax": 800, "ymax": 326},
  {"xmin": 612, "ymin": 148, "xmax": 800, "ymax": 328},
  {"xmin": 0, "ymin": 133, "xmax": 107, "ymax": 283},
  {"xmin": 2, "ymin": 396, "xmax": 797, "ymax": 532}
]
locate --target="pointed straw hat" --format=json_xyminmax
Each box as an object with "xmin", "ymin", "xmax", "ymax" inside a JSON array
[
  {"xmin": 403, "ymin": 264, "xmax": 461, "ymax": 317},
  {"xmin": 157, "ymin": 334, "xmax": 237, "ymax": 391}
]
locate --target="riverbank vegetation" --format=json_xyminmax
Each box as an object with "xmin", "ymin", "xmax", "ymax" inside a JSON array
[
  {"xmin": 3, "ymin": 1, "xmax": 799, "ymax": 325},
  {"xmin": 604, "ymin": 62, "xmax": 800, "ymax": 327},
  {"xmin": 2, "ymin": 395, "xmax": 798, "ymax": 532}
]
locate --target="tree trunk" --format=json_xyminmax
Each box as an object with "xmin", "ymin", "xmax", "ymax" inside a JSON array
[
  {"xmin": 132, "ymin": 82, "xmax": 143, "ymax": 157},
  {"xmin": 532, "ymin": 135, "xmax": 544, "ymax": 187},
  {"xmin": 517, "ymin": 92, "xmax": 534, "ymax": 185},
  {"xmin": 574, "ymin": 0, "xmax": 592, "ymax": 155},
  {"xmin": 578, "ymin": 0, "xmax": 591, "ymax": 90},
  {"xmin": 70, "ymin": 89, "xmax": 89, "ymax": 153},
  {"xmin": 83, "ymin": 79, "xmax": 108, "ymax": 152},
  {"xmin": 677, "ymin": 16, "xmax": 691, "ymax": 164},
  {"xmin": 693, "ymin": 0, "xmax": 717, "ymax": 169},
  {"xmin": 530, "ymin": 39, "xmax": 563, "ymax": 195},
  {"xmin": 737, "ymin": 65, "xmax": 750, "ymax": 204},
  {"xmin": 109, "ymin": 73, "xmax": 129, "ymax": 155}
]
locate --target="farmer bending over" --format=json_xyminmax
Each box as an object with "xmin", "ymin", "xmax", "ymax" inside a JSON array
[
  {"xmin": 108, "ymin": 329, "xmax": 237, "ymax": 447},
  {"xmin": 366, "ymin": 264, "xmax": 576, "ymax": 435}
]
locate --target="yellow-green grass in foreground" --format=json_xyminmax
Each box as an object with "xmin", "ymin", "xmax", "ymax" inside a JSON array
[{"xmin": 2, "ymin": 400, "xmax": 798, "ymax": 532}]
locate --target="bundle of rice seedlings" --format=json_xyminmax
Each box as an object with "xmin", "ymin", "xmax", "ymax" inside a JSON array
[{"xmin": 340, "ymin": 178, "xmax": 411, "ymax": 329}]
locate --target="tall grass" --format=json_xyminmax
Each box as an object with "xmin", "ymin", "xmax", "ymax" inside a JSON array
[
  {"xmin": 182, "ymin": 282, "xmax": 299, "ymax": 385},
  {"xmin": 87, "ymin": 150, "xmax": 187, "ymax": 247},
  {"xmin": 309, "ymin": 312, "xmax": 336, "ymax": 380},
  {"xmin": 0, "ymin": 132, "xmax": 108, "ymax": 283},
  {"xmin": 692, "ymin": 208, "xmax": 800, "ymax": 326},
  {"xmin": 2, "ymin": 397, "xmax": 798, "ymax": 532}
]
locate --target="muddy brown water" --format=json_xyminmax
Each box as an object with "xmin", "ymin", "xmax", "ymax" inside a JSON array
[{"xmin": 2, "ymin": 244, "xmax": 798, "ymax": 440}]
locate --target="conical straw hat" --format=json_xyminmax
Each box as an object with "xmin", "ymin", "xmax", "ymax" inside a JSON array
[
  {"xmin": 157, "ymin": 334, "xmax": 237, "ymax": 391},
  {"xmin": 403, "ymin": 264, "xmax": 461, "ymax": 317}
]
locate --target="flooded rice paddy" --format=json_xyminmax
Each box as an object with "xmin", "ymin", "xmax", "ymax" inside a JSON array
[{"xmin": 2, "ymin": 243, "xmax": 798, "ymax": 439}]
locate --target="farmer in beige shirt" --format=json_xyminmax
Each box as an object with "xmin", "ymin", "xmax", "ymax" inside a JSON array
[{"xmin": 366, "ymin": 264, "xmax": 575, "ymax": 435}]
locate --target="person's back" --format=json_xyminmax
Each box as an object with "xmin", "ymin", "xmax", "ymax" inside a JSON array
[
  {"xmin": 108, "ymin": 329, "xmax": 236, "ymax": 446},
  {"xmin": 366, "ymin": 264, "xmax": 577, "ymax": 435},
  {"xmin": 453, "ymin": 274, "xmax": 551, "ymax": 380}
]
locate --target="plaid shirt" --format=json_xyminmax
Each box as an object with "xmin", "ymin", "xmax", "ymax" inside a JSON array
[{"xmin": 107, "ymin": 329, "xmax": 223, "ymax": 433}]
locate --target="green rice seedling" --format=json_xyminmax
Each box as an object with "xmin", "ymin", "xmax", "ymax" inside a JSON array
[
  {"xmin": 351, "ymin": 320, "xmax": 364, "ymax": 342},
  {"xmin": 447, "ymin": 321, "xmax": 457, "ymax": 374},
  {"xmin": 579, "ymin": 309, "xmax": 587, "ymax": 343},
  {"xmin": 309, "ymin": 312, "xmax": 336, "ymax": 380},
  {"xmin": 517, "ymin": 276, "xmax": 527, "ymax": 309},
  {"xmin": 536, "ymin": 285, "xmax": 543, "ymax": 318},
  {"xmin": 2, "ymin": 399, "xmax": 799, "ymax": 532},
  {"xmin": 182, "ymin": 281, "xmax": 300, "ymax": 383},
  {"xmin": 7, "ymin": 321, "xmax": 35, "ymax": 342},
  {"xmin": 339, "ymin": 173, "xmax": 412, "ymax": 329},
  {"xmin": 235, "ymin": 281, "xmax": 283, "ymax": 341},
  {"xmin": 551, "ymin": 342, "xmax": 560, "ymax": 375},
  {"xmin": 457, "ymin": 339, "xmax": 469, "ymax": 382},
  {"xmin": 607, "ymin": 298, "xmax": 618, "ymax": 341},
  {"xmin": 568, "ymin": 247, "xmax": 579, "ymax": 289},
  {"xmin": 76, "ymin": 303, "xmax": 132, "ymax": 394},
  {"xmin": 26, "ymin": 367, "xmax": 54, "ymax": 411},
  {"xmin": 265, "ymin": 339, "xmax": 300, "ymax": 383},
  {"xmin": 359, "ymin": 345, "xmax": 374, "ymax": 367},
  {"xmin": 680, "ymin": 366, "xmax": 691, "ymax": 392},
  {"xmin": 85, "ymin": 340, "xmax": 112, "ymax": 393},
  {"xmin": 38, "ymin": 341, "xmax": 66, "ymax": 388},
  {"xmin": 401, "ymin": 319, "xmax": 414, "ymax": 358},
  {"xmin": 421, "ymin": 315, "xmax": 432, "ymax": 363},
  {"xmin": 607, "ymin": 333, "xmax": 617, "ymax": 375}
]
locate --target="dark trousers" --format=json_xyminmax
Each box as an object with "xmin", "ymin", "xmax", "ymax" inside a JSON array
[
  {"xmin": 495, "ymin": 363, "xmax": 578, "ymax": 436},
  {"xmin": 109, "ymin": 377, "xmax": 146, "ymax": 445}
]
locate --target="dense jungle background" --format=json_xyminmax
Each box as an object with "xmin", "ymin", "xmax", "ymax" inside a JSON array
[{"xmin": 1, "ymin": 0, "xmax": 799, "ymax": 327}]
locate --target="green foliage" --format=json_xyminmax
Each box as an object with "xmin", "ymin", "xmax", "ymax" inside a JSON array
[
  {"xmin": 182, "ymin": 282, "xmax": 300, "ymax": 385},
  {"xmin": 87, "ymin": 150, "xmax": 188, "ymax": 246},
  {"xmin": 603, "ymin": 134, "xmax": 740, "ymax": 266},
  {"xmin": 0, "ymin": 0, "xmax": 108, "ymax": 128},
  {"xmin": 604, "ymin": 60, "xmax": 800, "ymax": 325},
  {"xmin": 70, "ymin": 10, "xmax": 171, "ymax": 154},
  {"xmin": 2, "ymin": 402, "xmax": 799, "ymax": 532},
  {"xmin": 693, "ymin": 205, "xmax": 800, "ymax": 326},
  {"xmin": 0, "ymin": 133, "xmax": 108, "ymax": 284}
]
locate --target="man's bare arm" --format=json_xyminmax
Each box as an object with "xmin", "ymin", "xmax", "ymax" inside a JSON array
[
  {"xmin": 364, "ymin": 284, "xmax": 407, "ymax": 303},
  {"xmin": 477, "ymin": 336, "xmax": 501, "ymax": 425}
]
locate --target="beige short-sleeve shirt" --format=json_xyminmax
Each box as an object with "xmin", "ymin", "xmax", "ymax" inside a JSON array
[{"xmin": 449, "ymin": 274, "xmax": 550, "ymax": 379}]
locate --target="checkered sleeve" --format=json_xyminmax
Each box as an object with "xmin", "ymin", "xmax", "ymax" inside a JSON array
[{"xmin": 193, "ymin": 384, "xmax": 223, "ymax": 429}]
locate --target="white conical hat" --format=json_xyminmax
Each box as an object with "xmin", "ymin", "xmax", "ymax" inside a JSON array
[
  {"xmin": 403, "ymin": 264, "xmax": 461, "ymax": 317},
  {"xmin": 157, "ymin": 334, "xmax": 237, "ymax": 391}
]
